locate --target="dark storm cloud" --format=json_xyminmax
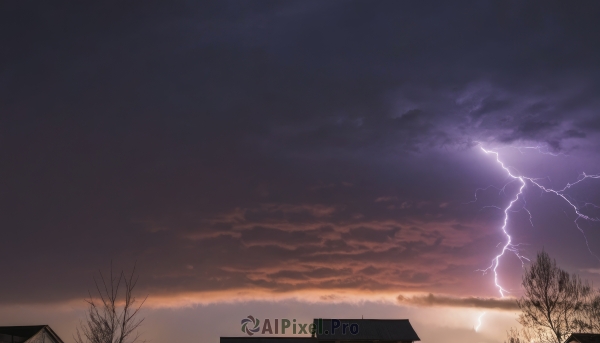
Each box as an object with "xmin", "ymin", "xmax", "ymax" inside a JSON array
[
  {"xmin": 2, "ymin": 1, "xmax": 600, "ymax": 305},
  {"xmin": 397, "ymin": 293, "xmax": 519, "ymax": 310}
]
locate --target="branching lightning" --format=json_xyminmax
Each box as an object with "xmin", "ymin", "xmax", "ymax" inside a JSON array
[
  {"xmin": 476, "ymin": 146, "xmax": 600, "ymax": 298},
  {"xmin": 478, "ymin": 147, "xmax": 530, "ymax": 297}
]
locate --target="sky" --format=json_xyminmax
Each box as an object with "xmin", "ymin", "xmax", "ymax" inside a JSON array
[{"xmin": 2, "ymin": 1, "xmax": 600, "ymax": 343}]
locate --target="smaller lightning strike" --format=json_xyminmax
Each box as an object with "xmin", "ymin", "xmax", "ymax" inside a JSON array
[
  {"xmin": 475, "ymin": 312, "xmax": 486, "ymax": 332},
  {"xmin": 515, "ymin": 144, "xmax": 564, "ymax": 157},
  {"xmin": 476, "ymin": 146, "xmax": 600, "ymax": 297}
]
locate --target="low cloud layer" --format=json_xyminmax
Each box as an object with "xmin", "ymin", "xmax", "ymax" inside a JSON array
[{"xmin": 397, "ymin": 293, "xmax": 519, "ymax": 310}]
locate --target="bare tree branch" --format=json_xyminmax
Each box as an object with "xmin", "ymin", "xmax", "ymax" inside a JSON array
[{"xmin": 74, "ymin": 262, "xmax": 148, "ymax": 343}]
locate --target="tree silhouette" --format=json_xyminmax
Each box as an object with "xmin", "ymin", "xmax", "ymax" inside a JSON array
[
  {"xmin": 75, "ymin": 263, "xmax": 147, "ymax": 343},
  {"xmin": 516, "ymin": 250, "xmax": 591, "ymax": 343}
]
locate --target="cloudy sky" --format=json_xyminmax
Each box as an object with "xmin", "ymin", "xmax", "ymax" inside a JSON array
[{"xmin": 3, "ymin": 1, "xmax": 600, "ymax": 342}]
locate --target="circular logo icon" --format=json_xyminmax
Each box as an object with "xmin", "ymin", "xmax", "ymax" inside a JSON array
[{"xmin": 241, "ymin": 315, "xmax": 261, "ymax": 336}]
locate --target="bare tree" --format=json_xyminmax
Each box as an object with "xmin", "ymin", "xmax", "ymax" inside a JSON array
[
  {"xmin": 75, "ymin": 263, "xmax": 148, "ymax": 343},
  {"xmin": 577, "ymin": 289, "xmax": 600, "ymax": 333},
  {"xmin": 505, "ymin": 327, "xmax": 534, "ymax": 343},
  {"xmin": 517, "ymin": 250, "xmax": 591, "ymax": 343}
]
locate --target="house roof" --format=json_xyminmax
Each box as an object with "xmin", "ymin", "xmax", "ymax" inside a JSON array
[
  {"xmin": 0, "ymin": 326, "xmax": 64, "ymax": 343},
  {"xmin": 0, "ymin": 326, "xmax": 46, "ymax": 339},
  {"xmin": 565, "ymin": 333, "xmax": 600, "ymax": 343},
  {"xmin": 221, "ymin": 338, "xmax": 316, "ymax": 343},
  {"xmin": 313, "ymin": 319, "xmax": 420, "ymax": 341}
]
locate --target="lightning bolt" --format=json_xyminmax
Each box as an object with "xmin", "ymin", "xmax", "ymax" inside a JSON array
[
  {"xmin": 475, "ymin": 312, "xmax": 486, "ymax": 332},
  {"xmin": 479, "ymin": 147, "xmax": 530, "ymax": 297},
  {"xmin": 477, "ymin": 146, "xmax": 600, "ymax": 297}
]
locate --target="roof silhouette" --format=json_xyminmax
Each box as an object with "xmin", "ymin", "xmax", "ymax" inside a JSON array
[
  {"xmin": 565, "ymin": 333, "xmax": 600, "ymax": 343},
  {"xmin": 313, "ymin": 318, "xmax": 420, "ymax": 341},
  {"xmin": 0, "ymin": 325, "xmax": 64, "ymax": 343}
]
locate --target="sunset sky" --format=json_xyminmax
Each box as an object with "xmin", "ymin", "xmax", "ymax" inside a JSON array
[{"xmin": 3, "ymin": 2, "xmax": 600, "ymax": 343}]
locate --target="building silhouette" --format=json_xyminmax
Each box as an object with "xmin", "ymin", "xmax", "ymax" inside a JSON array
[
  {"xmin": 0, "ymin": 326, "xmax": 64, "ymax": 343},
  {"xmin": 222, "ymin": 318, "xmax": 420, "ymax": 343}
]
